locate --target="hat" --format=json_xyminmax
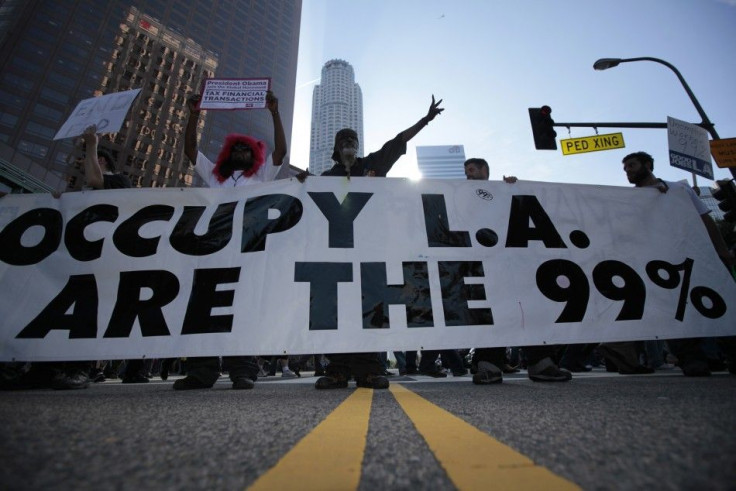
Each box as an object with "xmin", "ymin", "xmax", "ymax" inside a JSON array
[{"xmin": 331, "ymin": 128, "xmax": 359, "ymax": 162}]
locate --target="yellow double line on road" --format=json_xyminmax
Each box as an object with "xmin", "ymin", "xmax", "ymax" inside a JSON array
[{"xmin": 248, "ymin": 385, "xmax": 579, "ymax": 490}]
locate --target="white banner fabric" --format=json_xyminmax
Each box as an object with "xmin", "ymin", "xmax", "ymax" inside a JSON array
[{"xmin": 0, "ymin": 178, "xmax": 734, "ymax": 361}]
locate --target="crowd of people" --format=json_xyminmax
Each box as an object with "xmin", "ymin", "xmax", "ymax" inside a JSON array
[{"xmin": 1, "ymin": 89, "xmax": 734, "ymax": 392}]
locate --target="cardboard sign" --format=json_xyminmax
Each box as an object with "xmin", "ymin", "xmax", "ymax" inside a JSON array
[
  {"xmin": 668, "ymin": 116, "xmax": 714, "ymax": 179},
  {"xmin": 198, "ymin": 78, "xmax": 270, "ymax": 110},
  {"xmin": 710, "ymin": 138, "xmax": 736, "ymax": 168},
  {"xmin": 53, "ymin": 89, "xmax": 142, "ymax": 140}
]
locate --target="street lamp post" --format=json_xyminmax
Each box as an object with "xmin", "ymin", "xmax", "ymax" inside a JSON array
[{"xmin": 594, "ymin": 57, "xmax": 735, "ymax": 180}]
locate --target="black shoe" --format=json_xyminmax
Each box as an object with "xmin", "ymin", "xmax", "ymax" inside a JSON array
[
  {"xmin": 452, "ymin": 368, "xmax": 468, "ymax": 377},
  {"xmin": 90, "ymin": 369, "xmax": 106, "ymax": 383},
  {"xmin": 173, "ymin": 376, "xmax": 213, "ymax": 390},
  {"xmin": 122, "ymin": 374, "xmax": 150, "ymax": 384},
  {"xmin": 315, "ymin": 374, "xmax": 348, "ymax": 389},
  {"xmin": 420, "ymin": 368, "xmax": 447, "ymax": 378},
  {"xmin": 681, "ymin": 359, "xmax": 711, "ymax": 377},
  {"xmin": 618, "ymin": 365, "xmax": 655, "ymax": 375},
  {"xmin": 472, "ymin": 362, "xmax": 502, "ymax": 385},
  {"xmin": 355, "ymin": 374, "xmax": 389, "ymax": 389},
  {"xmin": 51, "ymin": 371, "xmax": 90, "ymax": 390},
  {"xmin": 405, "ymin": 368, "xmax": 418, "ymax": 375},
  {"xmin": 160, "ymin": 360, "xmax": 171, "ymax": 381},
  {"xmin": 232, "ymin": 378, "xmax": 255, "ymax": 390},
  {"xmin": 598, "ymin": 345, "xmax": 650, "ymax": 375},
  {"xmin": 398, "ymin": 369, "xmax": 407, "ymax": 376},
  {"xmin": 528, "ymin": 358, "xmax": 572, "ymax": 382}
]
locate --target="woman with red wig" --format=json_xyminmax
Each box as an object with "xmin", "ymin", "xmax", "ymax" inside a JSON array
[
  {"xmin": 173, "ymin": 90, "xmax": 286, "ymax": 391},
  {"xmin": 183, "ymin": 90, "xmax": 286, "ymax": 188}
]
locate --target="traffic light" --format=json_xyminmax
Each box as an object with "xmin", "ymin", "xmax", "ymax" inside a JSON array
[
  {"xmin": 529, "ymin": 106, "xmax": 557, "ymax": 150},
  {"xmin": 713, "ymin": 179, "xmax": 736, "ymax": 222}
]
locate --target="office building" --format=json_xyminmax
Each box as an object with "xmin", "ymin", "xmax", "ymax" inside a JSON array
[
  {"xmin": 0, "ymin": 0, "xmax": 301, "ymax": 192},
  {"xmin": 416, "ymin": 145, "xmax": 466, "ymax": 179},
  {"xmin": 309, "ymin": 59, "xmax": 363, "ymax": 175}
]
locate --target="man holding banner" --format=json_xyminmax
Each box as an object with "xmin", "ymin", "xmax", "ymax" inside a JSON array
[
  {"xmin": 623, "ymin": 151, "xmax": 736, "ymax": 376},
  {"xmin": 172, "ymin": 90, "xmax": 286, "ymax": 390},
  {"xmin": 463, "ymin": 158, "xmax": 572, "ymax": 384},
  {"xmin": 314, "ymin": 95, "xmax": 444, "ymax": 390}
]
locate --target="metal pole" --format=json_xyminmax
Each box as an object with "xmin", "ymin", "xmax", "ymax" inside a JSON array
[{"xmin": 614, "ymin": 57, "xmax": 735, "ymax": 180}]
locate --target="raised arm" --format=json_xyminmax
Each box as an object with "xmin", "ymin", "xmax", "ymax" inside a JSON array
[
  {"xmin": 81, "ymin": 125, "xmax": 104, "ymax": 189},
  {"xmin": 266, "ymin": 90, "xmax": 286, "ymax": 166},
  {"xmin": 184, "ymin": 94, "xmax": 201, "ymax": 165},
  {"xmin": 398, "ymin": 95, "xmax": 444, "ymax": 143}
]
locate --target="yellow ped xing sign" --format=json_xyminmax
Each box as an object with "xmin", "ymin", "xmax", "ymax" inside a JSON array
[{"xmin": 560, "ymin": 132, "xmax": 625, "ymax": 155}]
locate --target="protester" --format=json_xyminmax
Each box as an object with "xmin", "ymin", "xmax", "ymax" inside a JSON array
[
  {"xmin": 623, "ymin": 151, "xmax": 736, "ymax": 376},
  {"xmin": 172, "ymin": 90, "xmax": 286, "ymax": 390},
  {"xmin": 311, "ymin": 95, "xmax": 444, "ymax": 390},
  {"xmin": 463, "ymin": 158, "xmax": 572, "ymax": 384}
]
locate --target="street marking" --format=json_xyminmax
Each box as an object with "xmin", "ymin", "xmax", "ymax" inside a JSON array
[
  {"xmin": 247, "ymin": 388, "xmax": 373, "ymax": 491},
  {"xmin": 389, "ymin": 384, "xmax": 580, "ymax": 490}
]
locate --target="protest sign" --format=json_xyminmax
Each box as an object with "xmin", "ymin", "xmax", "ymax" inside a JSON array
[
  {"xmin": 667, "ymin": 116, "xmax": 714, "ymax": 179},
  {"xmin": 0, "ymin": 178, "xmax": 734, "ymax": 361},
  {"xmin": 53, "ymin": 89, "xmax": 142, "ymax": 140},
  {"xmin": 198, "ymin": 78, "xmax": 270, "ymax": 110}
]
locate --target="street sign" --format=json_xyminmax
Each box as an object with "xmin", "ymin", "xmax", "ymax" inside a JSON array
[
  {"xmin": 710, "ymin": 138, "xmax": 736, "ymax": 168},
  {"xmin": 667, "ymin": 116, "xmax": 714, "ymax": 179},
  {"xmin": 560, "ymin": 133, "xmax": 624, "ymax": 155}
]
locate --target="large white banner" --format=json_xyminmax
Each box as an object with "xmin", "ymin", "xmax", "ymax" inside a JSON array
[{"xmin": 1, "ymin": 178, "xmax": 734, "ymax": 361}]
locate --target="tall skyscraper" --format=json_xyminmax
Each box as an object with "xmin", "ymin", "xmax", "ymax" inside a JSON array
[
  {"xmin": 416, "ymin": 145, "xmax": 466, "ymax": 179},
  {"xmin": 309, "ymin": 59, "xmax": 363, "ymax": 175},
  {"xmin": 0, "ymin": 0, "xmax": 301, "ymax": 193}
]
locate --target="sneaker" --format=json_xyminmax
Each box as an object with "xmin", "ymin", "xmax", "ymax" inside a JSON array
[
  {"xmin": 122, "ymin": 374, "xmax": 150, "ymax": 384},
  {"xmin": 281, "ymin": 368, "xmax": 297, "ymax": 379},
  {"xmin": 315, "ymin": 374, "xmax": 348, "ymax": 389},
  {"xmin": 51, "ymin": 371, "xmax": 90, "ymax": 390},
  {"xmin": 419, "ymin": 368, "xmax": 447, "ymax": 378},
  {"xmin": 173, "ymin": 376, "xmax": 213, "ymax": 390},
  {"xmin": 355, "ymin": 374, "xmax": 389, "ymax": 389},
  {"xmin": 232, "ymin": 378, "xmax": 255, "ymax": 390},
  {"xmin": 681, "ymin": 359, "xmax": 711, "ymax": 377},
  {"xmin": 472, "ymin": 361, "xmax": 502, "ymax": 385},
  {"xmin": 527, "ymin": 357, "xmax": 572, "ymax": 382},
  {"xmin": 90, "ymin": 369, "xmax": 106, "ymax": 383}
]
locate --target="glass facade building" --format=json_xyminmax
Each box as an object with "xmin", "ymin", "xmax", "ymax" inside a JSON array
[
  {"xmin": 308, "ymin": 59, "xmax": 363, "ymax": 175},
  {"xmin": 0, "ymin": 0, "xmax": 301, "ymax": 192}
]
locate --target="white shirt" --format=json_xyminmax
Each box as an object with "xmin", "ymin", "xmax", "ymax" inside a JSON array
[{"xmin": 194, "ymin": 151, "xmax": 280, "ymax": 188}]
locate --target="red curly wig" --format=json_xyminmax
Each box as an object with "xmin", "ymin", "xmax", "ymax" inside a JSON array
[{"xmin": 212, "ymin": 134, "xmax": 267, "ymax": 182}]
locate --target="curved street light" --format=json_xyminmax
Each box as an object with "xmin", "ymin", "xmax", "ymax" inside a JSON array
[
  {"xmin": 594, "ymin": 56, "xmax": 736, "ymax": 180},
  {"xmin": 593, "ymin": 57, "xmax": 719, "ymax": 140}
]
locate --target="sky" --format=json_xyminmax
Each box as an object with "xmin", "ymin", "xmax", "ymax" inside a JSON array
[{"xmin": 289, "ymin": 0, "xmax": 736, "ymax": 188}]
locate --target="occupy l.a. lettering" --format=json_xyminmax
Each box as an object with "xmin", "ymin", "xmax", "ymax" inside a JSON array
[
  {"xmin": 2, "ymin": 191, "xmax": 374, "ymax": 339},
  {"xmin": 4, "ymin": 190, "xmax": 578, "ymax": 339},
  {"xmin": 294, "ymin": 194, "xmax": 579, "ymax": 332},
  {"xmin": 0, "ymin": 192, "xmax": 376, "ymax": 265}
]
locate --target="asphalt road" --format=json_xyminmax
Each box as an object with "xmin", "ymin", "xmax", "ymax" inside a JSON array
[{"xmin": 1, "ymin": 369, "xmax": 735, "ymax": 490}]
